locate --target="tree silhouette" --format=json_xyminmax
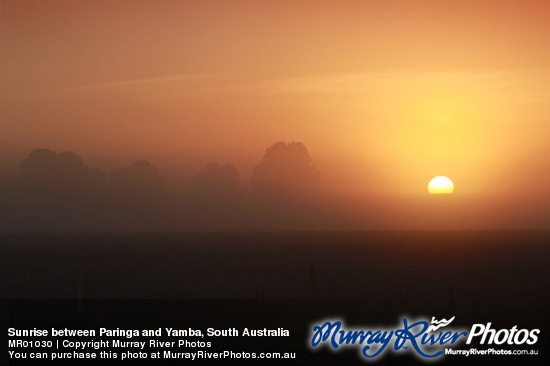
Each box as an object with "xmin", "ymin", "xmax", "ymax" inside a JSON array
[
  {"xmin": 18, "ymin": 149, "xmax": 105, "ymax": 194},
  {"xmin": 190, "ymin": 163, "xmax": 239, "ymax": 196},
  {"xmin": 11, "ymin": 149, "xmax": 107, "ymax": 231},
  {"xmin": 252, "ymin": 142, "xmax": 320, "ymax": 199},
  {"xmin": 109, "ymin": 160, "xmax": 164, "ymax": 197},
  {"xmin": 187, "ymin": 162, "xmax": 244, "ymax": 227}
]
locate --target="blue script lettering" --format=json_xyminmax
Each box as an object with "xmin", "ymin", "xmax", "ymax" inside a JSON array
[
  {"xmin": 310, "ymin": 318, "xmax": 468, "ymax": 359},
  {"xmin": 394, "ymin": 319, "xmax": 442, "ymax": 358}
]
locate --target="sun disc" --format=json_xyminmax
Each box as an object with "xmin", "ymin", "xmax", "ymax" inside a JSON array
[{"xmin": 428, "ymin": 176, "xmax": 454, "ymax": 194}]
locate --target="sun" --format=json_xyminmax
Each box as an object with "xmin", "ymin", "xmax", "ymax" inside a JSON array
[{"xmin": 428, "ymin": 176, "xmax": 454, "ymax": 194}]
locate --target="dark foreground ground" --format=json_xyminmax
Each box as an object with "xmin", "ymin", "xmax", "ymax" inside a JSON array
[{"xmin": 1, "ymin": 231, "xmax": 548, "ymax": 365}]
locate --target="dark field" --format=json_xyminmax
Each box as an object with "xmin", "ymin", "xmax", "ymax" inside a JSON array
[
  {"xmin": 1, "ymin": 231, "xmax": 549, "ymax": 364},
  {"xmin": 1, "ymin": 231, "xmax": 548, "ymax": 302}
]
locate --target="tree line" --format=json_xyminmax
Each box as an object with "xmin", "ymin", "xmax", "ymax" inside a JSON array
[{"xmin": 0, "ymin": 142, "xmax": 327, "ymax": 231}]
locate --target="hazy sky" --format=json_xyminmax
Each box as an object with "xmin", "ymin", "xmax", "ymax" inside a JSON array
[{"xmin": 1, "ymin": 0, "xmax": 549, "ymax": 197}]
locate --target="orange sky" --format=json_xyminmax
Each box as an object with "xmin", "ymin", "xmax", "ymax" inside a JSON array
[{"xmin": 1, "ymin": 0, "xmax": 549, "ymax": 200}]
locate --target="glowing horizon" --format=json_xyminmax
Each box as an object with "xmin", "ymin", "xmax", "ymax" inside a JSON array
[{"xmin": 0, "ymin": 0, "xmax": 549, "ymax": 229}]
